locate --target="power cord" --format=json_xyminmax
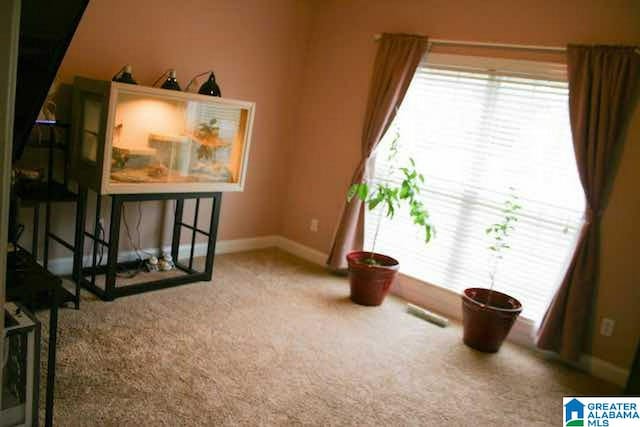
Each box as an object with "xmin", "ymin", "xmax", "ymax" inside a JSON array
[
  {"xmin": 96, "ymin": 221, "xmax": 105, "ymax": 266},
  {"xmin": 95, "ymin": 215, "xmax": 131, "ymax": 277},
  {"xmin": 120, "ymin": 203, "xmax": 144, "ymax": 279},
  {"xmin": 122, "ymin": 203, "xmax": 143, "ymax": 261},
  {"xmin": 119, "ymin": 202, "xmax": 158, "ymax": 279},
  {"xmin": 185, "ymin": 70, "xmax": 212, "ymax": 92},
  {"xmin": 116, "ymin": 258, "xmax": 144, "ymax": 279},
  {"xmin": 151, "ymin": 69, "xmax": 172, "ymax": 87}
]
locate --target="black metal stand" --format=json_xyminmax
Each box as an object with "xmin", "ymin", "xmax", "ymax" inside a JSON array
[
  {"xmin": 45, "ymin": 284, "xmax": 59, "ymax": 427},
  {"xmin": 6, "ymin": 249, "xmax": 63, "ymax": 427},
  {"xmin": 76, "ymin": 189, "xmax": 222, "ymax": 301},
  {"xmin": 20, "ymin": 195, "xmax": 82, "ymax": 309},
  {"xmin": 10, "ymin": 122, "xmax": 81, "ymax": 426},
  {"xmin": 17, "ymin": 121, "xmax": 81, "ymax": 309}
]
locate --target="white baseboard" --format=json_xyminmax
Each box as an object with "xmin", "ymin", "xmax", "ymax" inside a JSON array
[
  {"xmin": 274, "ymin": 236, "xmax": 328, "ymax": 266},
  {"xmin": 45, "ymin": 235, "xmax": 280, "ymax": 276},
  {"xmin": 43, "ymin": 234, "xmax": 629, "ymax": 387},
  {"xmin": 216, "ymin": 235, "xmax": 279, "ymax": 254},
  {"xmin": 45, "ymin": 243, "xmax": 206, "ymax": 276}
]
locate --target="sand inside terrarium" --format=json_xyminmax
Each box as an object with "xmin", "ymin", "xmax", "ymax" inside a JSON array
[
  {"xmin": 111, "ymin": 132, "xmax": 234, "ymax": 184},
  {"xmin": 110, "ymin": 164, "xmax": 232, "ymax": 183}
]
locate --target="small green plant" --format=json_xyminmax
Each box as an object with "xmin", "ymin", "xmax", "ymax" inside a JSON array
[
  {"xmin": 196, "ymin": 118, "xmax": 220, "ymax": 160},
  {"xmin": 485, "ymin": 188, "xmax": 522, "ymax": 302},
  {"xmin": 347, "ymin": 129, "xmax": 434, "ymax": 265},
  {"xmin": 196, "ymin": 118, "xmax": 220, "ymax": 140}
]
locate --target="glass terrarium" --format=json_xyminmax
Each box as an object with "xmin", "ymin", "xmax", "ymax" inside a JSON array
[{"xmin": 70, "ymin": 78, "xmax": 255, "ymax": 194}]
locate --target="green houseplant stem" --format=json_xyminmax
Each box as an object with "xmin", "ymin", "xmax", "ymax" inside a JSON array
[
  {"xmin": 347, "ymin": 129, "xmax": 435, "ymax": 265},
  {"xmin": 461, "ymin": 189, "xmax": 523, "ymax": 352},
  {"xmin": 484, "ymin": 188, "xmax": 522, "ymax": 306}
]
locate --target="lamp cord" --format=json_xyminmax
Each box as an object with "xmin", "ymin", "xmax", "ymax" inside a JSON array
[
  {"xmin": 185, "ymin": 70, "xmax": 213, "ymax": 92},
  {"xmin": 111, "ymin": 65, "xmax": 126, "ymax": 81},
  {"xmin": 151, "ymin": 69, "xmax": 172, "ymax": 87}
]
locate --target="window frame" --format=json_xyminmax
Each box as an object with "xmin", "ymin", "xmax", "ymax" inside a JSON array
[{"xmin": 366, "ymin": 52, "xmax": 582, "ymax": 348}]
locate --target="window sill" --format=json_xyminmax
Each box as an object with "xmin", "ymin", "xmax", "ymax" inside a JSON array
[{"xmin": 391, "ymin": 271, "xmax": 537, "ymax": 350}]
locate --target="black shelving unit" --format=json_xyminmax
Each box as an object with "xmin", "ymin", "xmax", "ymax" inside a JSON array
[
  {"xmin": 16, "ymin": 120, "xmax": 82, "ymax": 308},
  {"xmin": 6, "ymin": 247, "xmax": 66, "ymax": 427}
]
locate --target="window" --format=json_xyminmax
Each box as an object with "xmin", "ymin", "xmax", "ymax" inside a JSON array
[{"xmin": 365, "ymin": 54, "xmax": 585, "ymax": 322}]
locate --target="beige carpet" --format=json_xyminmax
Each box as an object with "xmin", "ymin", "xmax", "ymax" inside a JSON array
[{"xmin": 38, "ymin": 249, "xmax": 618, "ymax": 426}]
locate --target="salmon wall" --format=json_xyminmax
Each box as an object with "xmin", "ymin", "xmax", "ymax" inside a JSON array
[
  {"xmin": 54, "ymin": 0, "xmax": 313, "ymax": 247},
  {"xmin": 280, "ymin": 0, "xmax": 640, "ymax": 369}
]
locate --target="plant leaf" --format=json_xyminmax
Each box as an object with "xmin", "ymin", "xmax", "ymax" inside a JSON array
[
  {"xmin": 347, "ymin": 184, "xmax": 358, "ymax": 201},
  {"xmin": 399, "ymin": 182, "xmax": 410, "ymax": 199},
  {"xmin": 368, "ymin": 194, "xmax": 383, "ymax": 210},
  {"xmin": 357, "ymin": 183, "xmax": 369, "ymax": 200}
]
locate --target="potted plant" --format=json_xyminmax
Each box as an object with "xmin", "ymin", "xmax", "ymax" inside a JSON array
[
  {"xmin": 461, "ymin": 189, "xmax": 523, "ymax": 352},
  {"xmin": 346, "ymin": 130, "xmax": 434, "ymax": 306}
]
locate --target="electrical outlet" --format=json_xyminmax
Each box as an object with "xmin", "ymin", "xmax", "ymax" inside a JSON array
[
  {"xmin": 600, "ymin": 318, "xmax": 615, "ymax": 337},
  {"xmin": 310, "ymin": 218, "xmax": 319, "ymax": 232}
]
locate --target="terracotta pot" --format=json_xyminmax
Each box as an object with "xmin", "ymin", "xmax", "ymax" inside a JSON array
[
  {"xmin": 346, "ymin": 251, "xmax": 399, "ymax": 306},
  {"xmin": 461, "ymin": 288, "xmax": 522, "ymax": 353}
]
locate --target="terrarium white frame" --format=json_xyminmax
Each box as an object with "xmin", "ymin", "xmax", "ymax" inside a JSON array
[{"xmin": 74, "ymin": 79, "xmax": 255, "ymax": 195}]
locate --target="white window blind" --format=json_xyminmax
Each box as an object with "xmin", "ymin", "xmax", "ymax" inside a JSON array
[
  {"xmin": 365, "ymin": 54, "xmax": 585, "ymax": 322},
  {"xmin": 186, "ymin": 101, "xmax": 241, "ymax": 140}
]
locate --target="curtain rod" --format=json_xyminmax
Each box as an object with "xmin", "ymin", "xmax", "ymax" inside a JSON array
[
  {"xmin": 372, "ymin": 34, "xmax": 565, "ymax": 52},
  {"xmin": 373, "ymin": 34, "xmax": 640, "ymax": 55}
]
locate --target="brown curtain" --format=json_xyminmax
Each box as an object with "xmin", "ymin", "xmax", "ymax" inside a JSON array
[
  {"xmin": 536, "ymin": 45, "xmax": 640, "ymax": 361},
  {"xmin": 327, "ymin": 33, "xmax": 428, "ymax": 270}
]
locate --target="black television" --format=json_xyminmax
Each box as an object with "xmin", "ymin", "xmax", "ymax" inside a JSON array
[{"xmin": 12, "ymin": 0, "xmax": 89, "ymax": 162}]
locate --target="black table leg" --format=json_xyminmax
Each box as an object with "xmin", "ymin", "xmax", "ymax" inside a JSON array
[
  {"xmin": 90, "ymin": 193, "xmax": 102, "ymax": 291},
  {"xmin": 32, "ymin": 203, "xmax": 40, "ymax": 258},
  {"xmin": 204, "ymin": 194, "xmax": 222, "ymax": 280},
  {"xmin": 43, "ymin": 198, "xmax": 51, "ymax": 270},
  {"xmin": 45, "ymin": 284, "xmax": 59, "ymax": 427},
  {"xmin": 72, "ymin": 187, "xmax": 88, "ymax": 309},
  {"xmin": 171, "ymin": 199, "xmax": 184, "ymax": 263},
  {"xmin": 188, "ymin": 198, "xmax": 200, "ymax": 270},
  {"xmin": 105, "ymin": 196, "xmax": 122, "ymax": 300}
]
